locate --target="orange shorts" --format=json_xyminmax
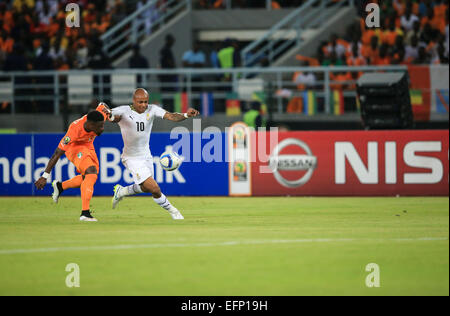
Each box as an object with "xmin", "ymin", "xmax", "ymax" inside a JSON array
[{"xmin": 69, "ymin": 149, "xmax": 99, "ymax": 175}]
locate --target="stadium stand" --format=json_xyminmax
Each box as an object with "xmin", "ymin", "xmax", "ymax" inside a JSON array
[{"xmin": 0, "ymin": 0, "xmax": 448, "ymax": 131}]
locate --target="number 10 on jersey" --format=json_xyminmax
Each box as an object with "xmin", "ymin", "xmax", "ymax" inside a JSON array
[{"xmin": 136, "ymin": 122, "xmax": 145, "ymax": 132}]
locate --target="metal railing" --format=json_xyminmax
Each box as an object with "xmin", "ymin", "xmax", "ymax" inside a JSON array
[
  {"xmin": 241, "ymin": 0, "xmax": 355, "ymax": 67},
  {"xmin": 0, "ymin": 65, "xmax": 418, "ymax": 116},
  {"xmin": 100, "ymin": 0, "xmax": 191, "ymax": 60}
]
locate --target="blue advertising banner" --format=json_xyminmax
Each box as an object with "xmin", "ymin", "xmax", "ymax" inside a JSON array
[{"xmin": 0, "ymin": 133, "xmax": 228, "ymax": 197}]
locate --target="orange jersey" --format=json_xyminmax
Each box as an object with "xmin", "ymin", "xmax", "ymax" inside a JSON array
[
  {"xmin": 58, "ymin": 105, "xmax": 107, "ymax": 162},
  {"xmin": 58, "ymin": 115, "xmax": 98, "ymax": 161}
]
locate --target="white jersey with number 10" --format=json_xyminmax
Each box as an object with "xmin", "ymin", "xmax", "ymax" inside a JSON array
[{"xmin": 111, "ymin": 104, "xmax": 167, "ymax": 159}]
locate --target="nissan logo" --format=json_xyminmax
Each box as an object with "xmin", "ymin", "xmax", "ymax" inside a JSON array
[{"xmin": 268, "ymin": 138, "xmax": 317, "ymax": 188}]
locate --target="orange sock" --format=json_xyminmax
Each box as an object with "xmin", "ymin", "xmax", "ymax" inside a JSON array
[
  {"xmin": 62, "ymin": 175, "xmax": 83, "ymax": 190},
  {"xmin": 80, "ymin": 174, "xmax": 98, "ymax": 211}
]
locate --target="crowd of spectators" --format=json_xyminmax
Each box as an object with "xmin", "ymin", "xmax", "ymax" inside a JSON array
[
  {"xmin": 294, "ymin": 0, "xmax": 449, "ymax": 91},
  {"xmin": 194, "ymin": 0, "xmax": 306, "ymax": 9},
  {"xmin": 320, "ymin": 0, "xmax": 448, "ymax": 67},
  {"xmin": 0, "ymin": 0, "xmax": 133, "ymax": 72}
]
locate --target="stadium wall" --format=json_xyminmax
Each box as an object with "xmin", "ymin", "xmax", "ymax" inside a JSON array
[{"xmin": 0, "ymin": 130, "xmax": 448, "ymax": 197}]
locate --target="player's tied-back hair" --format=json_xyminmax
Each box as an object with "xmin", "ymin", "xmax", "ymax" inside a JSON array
[{"xmin": 87, "ymin": 110, "xmax": 105, "ymax": 122}]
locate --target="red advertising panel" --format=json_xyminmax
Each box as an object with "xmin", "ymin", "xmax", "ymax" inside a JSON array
[{"xmin": 251, "ymin": 130, "xmax": 449, "ymax": 196}]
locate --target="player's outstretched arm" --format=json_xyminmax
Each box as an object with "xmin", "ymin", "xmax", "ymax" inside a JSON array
[
  {"xmin": 163, "ymin": 108, "xmax": 200, "ymax": 122},
  {"xmin": 98, "ymin": 102, "xmax": 122, "ymax": 123},
  {"xmin": 34, "ymin": 147, "xmax": 65, "ymax": 190}
]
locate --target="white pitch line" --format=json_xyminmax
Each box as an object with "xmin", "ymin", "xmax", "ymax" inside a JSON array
[{"xmin": 0, "ymin": 237, "xmax": 447, "ymax": 255}]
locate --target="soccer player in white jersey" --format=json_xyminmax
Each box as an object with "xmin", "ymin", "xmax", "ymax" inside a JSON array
[{"xmin": 106, "ymin": 88, "xmax": 199, "ymax": 220}]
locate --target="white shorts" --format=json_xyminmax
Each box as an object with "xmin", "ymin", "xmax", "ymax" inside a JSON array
[{"xmin": 122, "ymin": 156, "xmax": 154, "ymax": 185}]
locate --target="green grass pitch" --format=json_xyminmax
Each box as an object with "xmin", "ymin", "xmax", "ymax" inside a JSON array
[{"xmin": 0, "ymin": 196, "xmax": 448, "ymax": 296}]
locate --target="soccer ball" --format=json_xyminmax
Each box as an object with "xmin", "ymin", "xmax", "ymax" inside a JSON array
[{"xmin": 159, "ymin": 151, "xmax": 182, "ymax": 171}]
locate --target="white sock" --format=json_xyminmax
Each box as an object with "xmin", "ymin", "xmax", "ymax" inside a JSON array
[
  {"xmin": 153, "ymin": 193, "xmax": 173, "ymax": 211},
  {"xmin": 119, "ymin": 184, "xmax": 143, "ymax": 198}
]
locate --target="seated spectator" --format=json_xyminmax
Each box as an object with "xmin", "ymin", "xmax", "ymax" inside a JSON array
[
  {"xmin": 421, "ymin": 6, "xmax": 445, "ymax": 34},
  {"xmin": 362, "ymin": 35, "xmax": 380, "ymax": 64},
  {"xmin": 325, "ymin": 34, "xmax": 348, "ymax": 60},
  {"xmin": 392, "ymin": 48, "xmax": 407, "ymax": 64},
  {"xmin": 434, "ymin": 0, "xmax": 447, "ymax": 20},
  {"xmin": 33, "ymin": 42, "xmax": 53, "ymax": 70},
  {"xmin": 35, "ymin": 0, "xmax": 58, "ymax": 19},
  {"xmin": 414, "ymin": 46, "xmax": 431, "ymax": 64},
  {"xmin": 346, "ymin": 43, "xmax": 366, "ymax": 67},
  {"xmin": 381, "ymin": 18, "xmax": 404, "ymax": 46},
  {"xmin": 293, "ymin": 61, "xmax": 316, "ymax": 91},
  {"xmin": 0, "ymin": 3, "xmax": 14, "ymax": 32},
  {"xmin": 48, "ymin": 36, "xmax": 65, "ymax": 61},
  {"xmin": 330, "ymin": 71, "xmax": 352, "ymax": 91},
  {"xmin": 74, "ymin": 40, "xmax": 89, "ymax": 69},
  {"xmin": 405, "ymin": 34, "xmax": 420, "ymax": 61},
  {"xmin": 418, "ymin": 0, "xmax": 430, "ymax": 17},
  {"xmin": 12, "ymin": 0, "xmax": 35, "ymax": 13},
  {"xmin": 29, "ymin": 13, "xmax": 47, "ymax": 37},
  {"xmin": 322, "ymin": 51, "xmax": 344, "ymax": 66},
  {"xmin": 38, "ymin": 1, "xmax": 54, "ymax": 26},
  {"xmin": 83, "ymin": 3, "xmax": 97, "ymax": 24},
  {"xmin": 432, "ymin": 43, "xmax": 449, "ymax": 64},
  {"xmin": 182, "ymin": 42, "xmax": 206, "ymax": 68},
  {"xmin": 0, "ymin": 29, "xmax": 14, "ymax": 55},
  {"xmin": 183, "ymin": 42, "xmax": 206, "ymax": 91},
  {"xmin": 91, "ymin": 14, "xmax": 110, "ymax": 35},
  {"xmin": 405, "ymin": 20, "xmax": 422, "ymax": 45},
  {"xmin": 401, "ymin": 6, "xmax": 419, "ymax": 32},
  {"xmin": 54, "ymin": 56, "xmax": 69, "ymax": 70},
  {"xmin": 377, "ymin": 44, "xmax": 392, "ymax": 65},
  {"xmin": 391, "ymin": 35, "xmax": 405, "ymax": 57}
]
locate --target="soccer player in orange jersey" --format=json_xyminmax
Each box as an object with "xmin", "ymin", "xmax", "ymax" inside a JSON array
[{"xmin": 34, "ymin": 103, "xmax": 111, "ymax": 222}]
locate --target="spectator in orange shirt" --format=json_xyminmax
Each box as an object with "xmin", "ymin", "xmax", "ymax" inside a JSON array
[
  {"xmin": 91, "ymin": 14, "xmax": 110, "ymax": 35},
  {"xmin": 272, "ymin": 1, "xmax": 281, "ymax": 9},
  {"xmin": 421, "ymin": 6, "xmax": 446, "ymax": 34},
  {"xmin": 0, "ymin": 29, "xmax": 14, "ymax": 54},
  {"xmin": 374, "ymin": 44, "xmax": 391, "ymax": 65},
  {"xmin": 382, "ymin": 18, "xmax": 404, "ymax": 46},
  {"xmin": 346, "ymin": 43, "xmax": 367, "ymax": 67},
  {"xmin": 55, "ymin": 56, "xmax": 70, "ymax": 70},
  {"xmin": 330, "ymin": 71, "xmax": 352, "ymax": 91},
  {"xmin": 83, "ymin": 4, "xmax": 97, "ymax": 24},
  {"xmin": 362, "ymin": 35, "xmax": 380, "ymax": 64},
  {"xmin": 434, "ymin": 0, "xmax": 447, "ymax": 20}
]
